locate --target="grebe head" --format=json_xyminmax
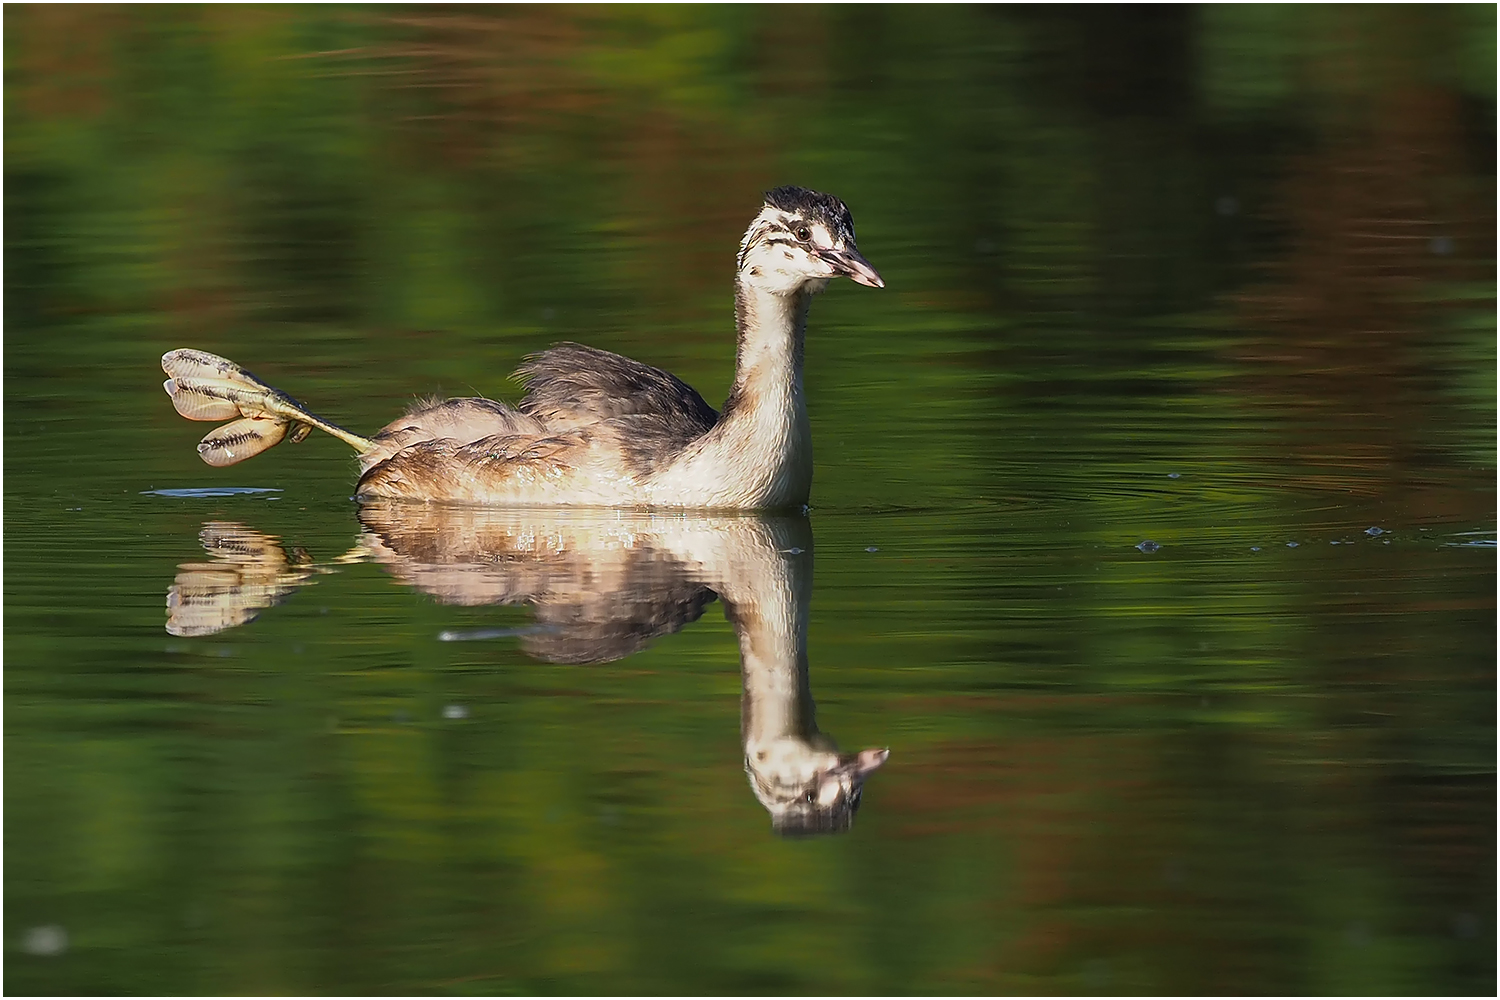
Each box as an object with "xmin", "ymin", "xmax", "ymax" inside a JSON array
[
  {"xmin": 737, "ymin": 186, "xmax": 884, "ymax": 296},
  {"xmin": 748, "ymin": 746, "xmax": 890, "ymax": 837}
]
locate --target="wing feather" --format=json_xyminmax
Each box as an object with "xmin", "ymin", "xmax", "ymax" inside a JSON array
[{"xmin": 515, "ymin": 342, "xmax": 718, "ymax": 474}]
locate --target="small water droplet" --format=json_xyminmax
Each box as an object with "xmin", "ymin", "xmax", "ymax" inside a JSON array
[
  {"xmin": 22, "ymin": 925, "xmax": 67, "ymax": 957},
  {"xmin": 1137, "ymin": 540, "xmax": 1161, "ymax": 553}
]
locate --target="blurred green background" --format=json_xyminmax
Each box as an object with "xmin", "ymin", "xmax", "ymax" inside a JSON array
[{"xmin": 5, "ymin": 5, "xmax": 1495, "ymax": 994}]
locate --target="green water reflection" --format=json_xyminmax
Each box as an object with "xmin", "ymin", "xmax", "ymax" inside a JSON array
[{"xmin": 6, "ymin": 5, "xmax": 1494, "ymax": 995}]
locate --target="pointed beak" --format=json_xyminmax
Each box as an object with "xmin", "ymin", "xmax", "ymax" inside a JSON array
[
  {"xmin": 820, "ymin": 246, "xmax": 884, "ymax": 288},
  {"xmin": 856, "ymin": 747, "xmax": 890, "ymax": 774},
  {"xmin": 832, "ymin": 747, "xmax": 890, "ymax": 781}
]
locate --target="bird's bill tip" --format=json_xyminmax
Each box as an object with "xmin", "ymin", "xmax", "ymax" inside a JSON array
[{"xmin": 824, "ymin": 247, "xmax": 884, "ymax": 288}]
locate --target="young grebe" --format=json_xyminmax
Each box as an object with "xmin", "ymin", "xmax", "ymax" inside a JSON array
[{"xmin": 161, "ymin": 186, "xmax": 882, "ymax": 508}]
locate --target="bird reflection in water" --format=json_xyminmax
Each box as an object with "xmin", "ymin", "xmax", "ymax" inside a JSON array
[
  {"xmin": 165, "ymin": 504, "xmax": 888, "ymax": 835},
  {"xmin": 167, "ymin": 523, "xmax": 325, "ymax": 637}
]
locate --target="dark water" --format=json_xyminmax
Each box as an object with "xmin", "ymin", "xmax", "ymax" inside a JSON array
[{"xmin": 6, "ymin": 6, "xmax": 1495, "ymax": 995}]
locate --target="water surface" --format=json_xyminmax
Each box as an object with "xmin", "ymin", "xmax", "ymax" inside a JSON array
[{"xmin": 6, "ymin": 6, "xmax": 1494, "ymax": 995}]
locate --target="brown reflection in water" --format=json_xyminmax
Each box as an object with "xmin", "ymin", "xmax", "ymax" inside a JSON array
[
  {"xmin": 1228, "ymin": 8, "xmax": 1494, "ymax": 510},
  {"xmin": 877, "ymin": 718, "xmax": 1492, "ymax": 994},
  {"xmin": 354, "ymin": 7, "xmax": 780, "ymax": 323},
  {"xmin": 164, "ymin": 504, "xmax": 888, "ymax": 835}
]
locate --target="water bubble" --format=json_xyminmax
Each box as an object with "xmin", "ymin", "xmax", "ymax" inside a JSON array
[
  {"xmin": 1137, "ymin": 540, "xmax": 1161, "ymax": 553},
  {"xmin": 1250, "ymin": 546, "xmax": 1261, "ymax": 552},
  {"xmin": 442, "ymin": 704, "xmax": 468, "ymax": 720},
  {"xmin": 1167, "ymin": 472, "xmax": 1181, "ymax": 479},
  {"xmin": 865, "ymin": 546, "xmax": 880, "ymax": 553},
  {"xmin": 22, "ymin": 925, "xmax": 67, "ymax": 957},
  {"xmin": 1286, "ymin": 541, "xmax": 1299, "ymax": 548},
  {"xmin": 1364, "ymin": 526, "xmax": 1385, "ymax": 537}
]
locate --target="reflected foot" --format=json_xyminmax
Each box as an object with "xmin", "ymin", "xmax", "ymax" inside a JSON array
[{"xmin": 166, "ymin": 522, "xmax": 320, "ymax": 636}]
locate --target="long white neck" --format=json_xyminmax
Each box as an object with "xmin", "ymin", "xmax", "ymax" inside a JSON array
[
  {"xmin": 648, "ymin": 281, "xmax": 815, "ymax": 508},
  {"xmin": 725, "ymin": 280, "xmax": 809, "ymax": 416}
]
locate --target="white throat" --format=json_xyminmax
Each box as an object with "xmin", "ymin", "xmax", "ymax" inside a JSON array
[{"xmin": 646, "ymin": 279, "xmax": 815, "ymax": 508}]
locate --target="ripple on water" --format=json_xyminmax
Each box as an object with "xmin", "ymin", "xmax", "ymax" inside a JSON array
[{"xmin": 141, "ymin": 487, "xmax": 283, "ymax": 498}]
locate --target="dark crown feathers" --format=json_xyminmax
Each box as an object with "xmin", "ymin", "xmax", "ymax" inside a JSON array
[{"xmin": 763, "ymin": 186, "xmax": 856, "ymax": 242}]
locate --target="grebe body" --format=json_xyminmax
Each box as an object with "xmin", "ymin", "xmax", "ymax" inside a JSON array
[{"xmin": 161, "ymin": 187, "xmax": 881, "ymax": 509}]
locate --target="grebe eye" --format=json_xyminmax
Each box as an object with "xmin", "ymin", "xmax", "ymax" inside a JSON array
[{"xmin": 795, "ymin": 226, "xmax": 812, "ymax": 242}]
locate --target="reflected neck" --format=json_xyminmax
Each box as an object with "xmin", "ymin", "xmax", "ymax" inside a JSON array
[{"xmin": 724, "ymin": 534, "xmax": 817, "ymax": 750}]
